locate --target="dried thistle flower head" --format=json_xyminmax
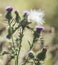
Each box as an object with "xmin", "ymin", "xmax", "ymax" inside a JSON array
[{"xmin": 28, "ymin": 10, "xmax": 45, "ymax": 25}]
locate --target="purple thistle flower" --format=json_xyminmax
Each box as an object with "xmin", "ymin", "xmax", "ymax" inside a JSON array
[
  {"xmin": 36, "ymin": 25, "xmax": 44, "ymax": 32},
  {"xmin": 28, "ymin": 50, "xmax": 34, "ymax": 58},
  {"xmin": 33, "ymin": 26, "xmax": 44, "ymax": 43},
  {"xmin": 23, "ymin": 10, "xmax": 30, "ymax": 15},
  {"xmin": 5, "ymin": 6, "xmax": 13, "ymax": 21},
  {"xmin": 5, "ymin": 6, "xmax": 13, "ymax": 12}
]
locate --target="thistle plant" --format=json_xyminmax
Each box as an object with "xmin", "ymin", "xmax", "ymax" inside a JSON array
[{"xmin": 2, "ymin": 6, "xmax": 47, "ymax": 65}]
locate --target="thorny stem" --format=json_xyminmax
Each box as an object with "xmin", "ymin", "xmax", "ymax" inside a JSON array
[
  {"xmin": 5, "ymin": 20, "xmax": 15, "ymax": 65},
  {"xmin": 30, "ymin": 36, "xmax": 36, "ymax": 50},
  {"xmin": 8, "ymin": 20, "xmax": 14, "ymax": 47},
  {"xmin": 10, "ymin": 24, "xmax": 21, "ymax": 38},
  {"xmin": 9, "ymin": 23, "xmax": 32, "ymax": 39},
  {"xmin": 15, "ymin": 27, "xmax": 24, "ymax": 65}
]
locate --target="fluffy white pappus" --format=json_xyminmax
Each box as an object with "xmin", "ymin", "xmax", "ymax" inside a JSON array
[{"xmin": 28, "ymin": 10, "xmax": 45, "ymax": 25}]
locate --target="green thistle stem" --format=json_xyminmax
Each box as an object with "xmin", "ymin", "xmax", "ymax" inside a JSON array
[
  {"xmin": 15, "ymin": 28, "xmax": 23, "ymax": 65},
  {"xmin": 8, "ymin": 20, "xmax": 14, "ymax": 46}
]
